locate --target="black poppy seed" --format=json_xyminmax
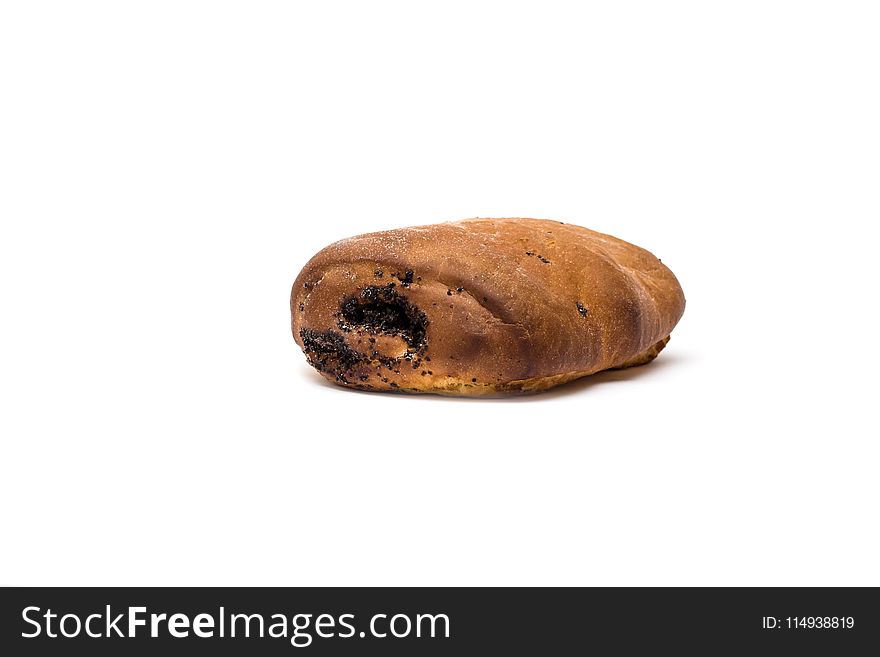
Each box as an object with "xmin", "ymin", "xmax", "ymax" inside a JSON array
[
  {"xmin": 456, "ymin": 287, "xmax": 463, "ymax": 293},
  {"xmin": 577, "ymin": 302, "xmax": 588, "ymax": 317},
  {"xmin": 374, "ymin": 270, "xmax": 383, "ymax": 277},
  {"xmin": 447, "ymin": 289, "xmax": 453, "ymax": 296},
  {"xmin": 298, "ymin": 303, "xmax": 304, "ymax": 312},
  {"xmin": 299, "ymin": 328, "xmax": 364, "ymax": 377},
  {"xmin": 472, "ymin": 378, "xmax": 477, "ymax": 382}
]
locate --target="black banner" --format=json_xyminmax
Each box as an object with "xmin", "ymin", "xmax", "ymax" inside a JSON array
[{"xmin": 1, "ymin": 587, "xmax": 877, "ymax": 655}]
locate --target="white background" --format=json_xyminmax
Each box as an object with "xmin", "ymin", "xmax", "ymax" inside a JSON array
[{"xmin": 1, "ymin": 1, "xmax": 878, "ymax": 586}]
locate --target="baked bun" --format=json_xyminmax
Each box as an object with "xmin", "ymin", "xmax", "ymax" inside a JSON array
[{"xmin": 291, "ymin": 218, "xmax": 685, "ymax": 395}]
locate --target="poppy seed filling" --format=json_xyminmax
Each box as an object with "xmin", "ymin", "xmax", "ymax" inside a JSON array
[
  {"xmin": 298, "ymin": 284, "xmax": 429, "ymax": 386},
  {"xmin": 337, "ymin": 284, "xmax": 428, "ymax": 349},
  {"xmin": 298, "ymin": 328, "xmax": 363, "ymax": 382}
]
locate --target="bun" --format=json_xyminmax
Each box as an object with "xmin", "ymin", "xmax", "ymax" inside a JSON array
[{"xmin": 291, "ymin": 218, "xmax": 685, "ymax": 395}]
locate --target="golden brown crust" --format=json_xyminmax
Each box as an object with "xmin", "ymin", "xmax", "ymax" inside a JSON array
[{"xmin": 291, "ymin": 218, "xmax": 685, "ymax": 395}]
